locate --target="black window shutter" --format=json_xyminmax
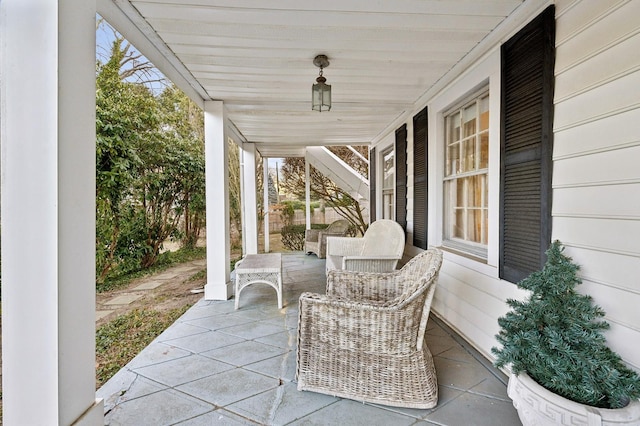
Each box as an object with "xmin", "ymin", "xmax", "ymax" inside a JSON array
[
  {"xmin": 413, "ymin": 107, "xmax": 428, "ymax": 249},
  {"xmin": 369, "ymin": 147, "xmax": 376, "ymax": 222},
  {"xmin": 500, "ymin": 5, "xmax": 555, "ymax": 283},
  {"xmin": 395, "ymin": 124, "xmax": 408, "ymax": 230}
]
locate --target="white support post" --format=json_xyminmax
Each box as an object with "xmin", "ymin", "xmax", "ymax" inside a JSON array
[
  {"xmin": 305, "ymin": 157, "xmax": 311, "ymax": 229},
  {"xmin": 0, "ymin": 1, "xmax": 103, "ymax": 424},
  {"xmin": 242, "ymin": 143, "xmax": 259, "ymax": 254},
  {"xmin": 204, "ymin": 101, "xmax": 233, "ymax": 300},
  {"xmin": 263, "ymin": 157, "xmax": 270, "ymax": 253}
]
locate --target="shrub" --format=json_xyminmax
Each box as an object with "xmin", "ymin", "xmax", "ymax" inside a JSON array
[
  {"xmin": 492, "ymin": 241, "xmax": 640, "ymax": 409},
  {"xmin": 280, "ymin": 223, "xmax": 328, "ymax": 251}
]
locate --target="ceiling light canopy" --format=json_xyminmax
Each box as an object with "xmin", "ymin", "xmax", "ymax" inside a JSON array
[{"xmin": 312, "ymin": 55, "xmax": 331, "ymax": 112}]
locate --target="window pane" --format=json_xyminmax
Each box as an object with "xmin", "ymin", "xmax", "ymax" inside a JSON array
[
  {"xmin": 462, "ymin": 104, "xmax": 476, "ymax": 138},
  {"xmin": 447, "ymin": 142, "xmax": 460, "ymax": 176},
  {"xmin": 455, "ymin": 209, "xmax": 464, "ymax": 239},
  {"xmin": 479, "ymin": 95, "xmax": 489, "ymax": 131},
  {"xmin": 443, "ymin": 89, "xmax": 489, "ymax": 256},
  {"xmin": 383, "ymin": 191, "xmax": 394, "ymax": 220},
  {"xmin": 479, "ymin": 132, "xmax": 489, "ymax": 169},
  {"xmin": 462, "ymin": 138, "xmax": 475, "ymax": 172},
  {"xmin": 448, "ymin": 112, "xmax": 460, "ymax": 143},
  {"xmin": 456, "ymin": 178, "xmax": 464, "ymax": 207},
  {"xmin": 383, "ymin": 150, "xmax": 394, "ymax": 190},
  {"xmin": 467, "ymin": 176, "xmax": 482, "ymax": 207}
]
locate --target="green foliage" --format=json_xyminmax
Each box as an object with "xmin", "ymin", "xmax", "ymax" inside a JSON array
[
  {"xmin": 278, "ymin": 203, "xmax": 295, "ymax": 226},
  {"xmin": 97, "ymin": 247, "xmax": 205, "ymax": 293},
  {"xmin": 280, "ymin": 224, "xmax": 305, "ymax": 250},
  {"xmin": 96, "ymin": 306, "xmax": 190, "ymax": 387},
  {"xmin": 96, "ymin": 37, "xmax": 206, "ymax": 282},
  {"xmin": 280, "ymin": 224, "xmax": 327, "ymax": 251},
  {"xmin": 493, "ymin": 241, "xmax": 640, "ymax": 409}
]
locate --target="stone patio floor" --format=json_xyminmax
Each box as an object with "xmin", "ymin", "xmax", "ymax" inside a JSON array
[{"xmin": 97, "ymin": 253, "xmax": 521, "ymax": 425}]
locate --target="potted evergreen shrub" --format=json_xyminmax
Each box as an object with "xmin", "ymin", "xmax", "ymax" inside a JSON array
[{"xmin": 492, "ymin": 241, "xmax": 640, "ymax": 425}]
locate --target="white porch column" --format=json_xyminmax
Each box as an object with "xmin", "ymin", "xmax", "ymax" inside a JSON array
[
  {"xmin": 204, "ymin": 101, "xmax": 233, "ymax": 300},
  {"xmin": 242, "ymin": 143, "xmax": 259, "ymax": 254},
  {"xmin": 1, "ymin": 1, "xmax": 103, "ymax": 424},
  {"xmin": 305, "ymin": 158, "xmax": 312, "ymax": 229},
  {"xmin": 263, "ymin": 157, "xmax": 271, "ymax": 253}
]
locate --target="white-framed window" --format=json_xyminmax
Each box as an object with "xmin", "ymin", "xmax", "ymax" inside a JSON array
[
  {"xmin": 382, "ymin": 147, "xmax": 395, "ymax": 220},
  {"xmin": 443, "ymin": 90, "xmax": 489, "ymax": 258}
]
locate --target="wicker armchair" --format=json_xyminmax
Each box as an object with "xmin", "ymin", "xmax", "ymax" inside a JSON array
[
  {"xmin": 325, "ymin": 219, "xmax": 405, "ymax": 273},
  {"xmin": 296, "ymin": 248, "xmax": 443, "ymax": 409},
  {"xmin": 304, "ymin": 219, "xmax": 350, "ymax": 259}
]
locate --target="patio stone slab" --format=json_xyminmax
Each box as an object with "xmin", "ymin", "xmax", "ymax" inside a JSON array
[
  {"xmin": 217, "ymin": 320, "xmax": 286, "ymax": 340},
  {"xmin": 243, "ymin": 352, "xmax": 297, "ymax": 382},
  {"xmin": 177, "ymin": 301, "xmax": 236, "ymax": 321},
  {"xmin": 175, "ymin": 409, "xmax": 256, "ymax": 425},
  {"xmin": 133, "ymin": 353, "xmax": 234, "ymax": 387},
  {"xmin": 437, "ymin": 343, "xmax": 481, "ymax": 364},
  {"xmin": 201, "ymin": 340, "xmax": 288, "ymax": 367},
  {"xmin": 104, "ymin": 294, "xmax": 143, "ymax": 305},
  {"xmin": 369, "ymin": 385, "xmax": 464, "ymax": 420},
  {"xmin": 176, "ymin": 368, "xmax": 279, "ymax": 407},
  {"xmin": 104, "ymin": 388, "xmax": 213, "ymax": 426},
  {"xmin": 254, "ymin": 329, "xmax": 296, "ymax": 349},
  {"xmin": 152, "ymin": 271, "xmax": 178, "ymax": 280},
  {"xmin": 424, "ymin": 391, "xmax": 520, "ymax": 426},
  {"xmin": 132, "ymin": 280, "xmax": 165, "ymax": 290},
  {"xmin": 97, "ymin": 369, "xmax": 168, "ymax": 413},
  {"xmin": 226, "ymin": 381, "xmax": 339, "ymax": 425},
  {"xmin": 469, "ymin": 376, "xmax": 512, "ymax": 402},
  {"xmin": 154, "ymin": 321, "xmax": 209, "ymax": 342},
  {"xmin": 162, "ymin": 330, "xmax": 245, "ymax": 353},
  {"xmin": 290, "ymin": 398, "xmax": 417, "ymax": 426},
  {"xmin": 126, "ymin": 342, "xmax": 192, "ymax": 370},
  {"xmin": 183, "ymin": 312, "xmax": 257, "ymax": 331},
  {"xmin": 433, "ymin": 356, "xmax": 494, "ymax": 391},
  {"xmin": 95, "ymin": 310, "xmax": 113, "ymax": 321},
  {"xmin": 424, "ymin": 332, "xmax": 458, "ymax": 356}
]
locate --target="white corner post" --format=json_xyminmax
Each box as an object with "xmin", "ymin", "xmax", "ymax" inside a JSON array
[
  {"xmin": 242, "ymin": 143, "xmax": 259, "ymax": 254},
  {"xmin": 305, "ymin": 156, "xmax": 311, "ymax": 229},
  {"xmin": 263, "ymin": 157, "xmax": 270, "ymax": 253},
  {"xmin": 1, "ymin": 0, "xmax": 103, "ymax": 424},
  {"xmin": 204, "ymin": 101, "xmax": 233, "ymax": 300}
]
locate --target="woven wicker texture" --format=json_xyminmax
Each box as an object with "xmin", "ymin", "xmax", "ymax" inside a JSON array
[
  {"xmin": 296, "ymin": 248, "xmax": 443, "ymax": 409},
  {"xmin": 325, "ymin": 219, "xmax": 405, "ymax": 273},
  {"xmin": 305, "ymin": 219, "xmax": 350, "ymax": 259}
]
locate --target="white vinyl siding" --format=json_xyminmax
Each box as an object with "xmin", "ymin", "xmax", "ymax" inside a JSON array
[{"xmin": 552, "ymin": 0, "xmax": 640, "ymax": 371}]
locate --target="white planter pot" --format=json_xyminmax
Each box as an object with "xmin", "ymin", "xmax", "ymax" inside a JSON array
[{"xmin": 508, "ymin": 372, "xmax": 640, "ymax": 426}]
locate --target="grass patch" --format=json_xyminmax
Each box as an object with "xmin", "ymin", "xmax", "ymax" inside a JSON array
[
  {"xmin": 98, "ymin": 247, "xmax": 206, "ymax": 293},
  {"xmin": 95, "ymin": 306, "xmax": 191, "ymax": 388},
  {"xmin": 187, "ymin": 268, "xmax": 207, "ymax": 282}
]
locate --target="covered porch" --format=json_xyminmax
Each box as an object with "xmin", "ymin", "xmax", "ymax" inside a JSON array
[
  {"xmin": 97, "ymin": 253, "xmax": 519, "ymax": 425},
  {"xmin": 4, "ymin": 0, "xmax": 640, "ymax": 423}
]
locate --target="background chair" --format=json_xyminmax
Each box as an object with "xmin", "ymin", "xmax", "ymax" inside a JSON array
[
  {"xmin": 296, "ymin": 248, "xmax": 444, "ymax": 409},
  {"xmin": 325, "ymin": 219, "xmax": 404, "ymax": 272},
  {"xmin": 304, "ymin": 219, "xmax": 350, "ymax": 259}
]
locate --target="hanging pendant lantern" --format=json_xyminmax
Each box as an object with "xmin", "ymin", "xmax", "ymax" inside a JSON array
[{"xmin": 312, "ymin": 55, "xmax": 331, "ymax": 112}]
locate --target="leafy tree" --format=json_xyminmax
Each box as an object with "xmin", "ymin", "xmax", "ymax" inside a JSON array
[
  {"xmin": 228, "ymin": 140, "xmax": 242, "ymax": 249},
  {"xmin": 158, "ymin": 85, "xmax": 205, "ymax": 249},
  {"xmin": 96, "ymin": 32, "xmax": 207, "ymax": 280},
  {"xmin": 96, "ymin": 41, "xmax": 158, "ymax": 280}
]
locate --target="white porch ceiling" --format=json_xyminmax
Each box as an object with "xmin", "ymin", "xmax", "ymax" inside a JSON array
[{"xmin": 102, "ymin": 0, "xmax": 524, "ymax": 157}]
